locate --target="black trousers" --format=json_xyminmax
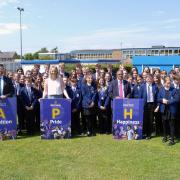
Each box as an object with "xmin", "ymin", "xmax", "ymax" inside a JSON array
[
  {"xmin": 98, "ymin": 109, "xmax": 110, "ymax": 134},
  {"xmin": 86, "ymin": 114, "xmax": 96, "ymax": 135},
  {"xmin": 175, "ymin": 103, "xmax": 180, "ymax": 138},
  {"xmin": 25, "ymin": 109, "xmax": 35, "ymax": 135},
  {"xmin": 162, "ymin": 114, "xmax": 175, "ymax": 141},
  {"xmin": 81, "ymin": 109, "xmax": 87, "ymax": 134},
  {"xmin": 83, "ymin": 108, "xmax": 96, "ymax": 135},
  {"xmin": 17, "ymin": 97, "xmax": 25, "ymax": 131},
  {"xmin": 35, "ymin": 102, "xmax": 40, "ymax": 132},
  {"xmin": 72, "ymin": 110, "xmax": 81, "ymax": 135},
  {"xmin": 143, "ymin": 103, "xmax": 154, "ymax": 137},
  {"xmin": 108, "ymin": 109, "xmax": 112, "ymax": 133},
  {"xmin": 154, "ymin": 112, "xmax": 163, "ymax": 135}
]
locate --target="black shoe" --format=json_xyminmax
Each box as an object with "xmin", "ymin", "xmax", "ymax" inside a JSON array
[
  {"xmin": 162, "ymin": 137, "xmax": 167, "ymax": 143},
  {"xmin": 168, "ymin": 141, "xmax": 175, "ymax": 146},
  {"xmin": 18, "ymin": 131, "xmax": 23, "ymax": 135}
]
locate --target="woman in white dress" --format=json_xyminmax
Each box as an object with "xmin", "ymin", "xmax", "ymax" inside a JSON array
[{"xmin": 43, "ymin": 66, "xmax": 70, "ymax": 99}]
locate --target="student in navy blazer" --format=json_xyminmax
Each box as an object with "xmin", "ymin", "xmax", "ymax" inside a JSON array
[
  {"xmin": 172, "ymin": 75, "xmax": 180, "ymax": 137},
  {"xmin": 157, "ymin": 77, "xmax": 179, "ymax": 145},
  {"xmin": 81, "ymin": 74, "xmax": 97, "ymax": 136},
  {"xmin": 69, "ymin": 78, "xmax": 82, "ymax": 136},
  {"xmin": 132, "ymin": 75, "xmax": 143, "ymax": 98},
  {"xmin": 20, "ymin": 77, "xmax": 38, "ymax": 135},
  {"xmin": 107, "ymin": 64, "xmax": 116, "ymax": 80},
  {"xmin": 139, "ymin": 81, "xmax": 159, "ymax": 107},
  {"xmin": 97, "ymin": 78, "xmax": 111, "ymax": 134},
  {"xmin": 77, "ymin": 74, "xmax": 84, "ymax": 89},
  {"xmin": 139, "ymin": 74, "xmax": 159, "ymax": 139}
]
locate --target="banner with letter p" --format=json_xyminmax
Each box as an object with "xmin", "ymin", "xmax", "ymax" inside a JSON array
[{"xmin": 40, "ymin": 98, "xmax": 71, "ymax": 139}]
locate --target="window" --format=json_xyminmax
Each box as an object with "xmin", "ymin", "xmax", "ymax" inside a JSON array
[{"xmin": 174, "ymin": 49, "xmax": 178, "ymax": 54}]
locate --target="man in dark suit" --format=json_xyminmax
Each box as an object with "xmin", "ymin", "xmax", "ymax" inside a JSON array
[
  {"xmin": 19, "ymin": 77, "xmax": 38, "ymax": 135},
  {"xmin": 0, "ymin": 64, "xmax": 14, "ymax": 99},
  {"xmin": 13, "ymin": 73, "xmax": 25, "ymax": 133},
  {"xmin": 172, "ymin": 75, "xmax": 180, "ymax": 138},
  {"xmin": 93, "ymin": 64, "xmax": 101, "ymax": 81},
  {"xmin": 157, "ymin": 79, "xmax": 179, "ymax": 145},
  {"xmin": 139, "ymin": 74, "xmax": 159, "ymax": 139},
  {"xmin": 59, "ymin": 63, "xmax": 69, "ymax": 78},
  {"xmin": 108, "ymin": 70, "xmax": 131, "ymax": 99}
]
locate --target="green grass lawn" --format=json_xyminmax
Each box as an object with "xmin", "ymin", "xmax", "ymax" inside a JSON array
[{"xmin": 0, "ymin": 135, "xmax": 180, "ymax": 180}]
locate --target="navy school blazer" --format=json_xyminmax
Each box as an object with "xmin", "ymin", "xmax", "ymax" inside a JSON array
[
  {"xmin": 68, "ymin": 86, "xmax": 82, "ymax": 110},
  {"xmin": 19, "ymin": 86, "xmax": 38, "ymax": 108},
  {"xmin": 81, "ymin": 83, "xmax": 97, "ymax": 109},
  {"xmin": 132, "ymin": 84, "xmax": 142, "ymax": 98},
  {"xmin": 139, "ymin": 83, "xmax": 159, "ymax": 106},
  {"xmin": 97, "ymin": 87, "xmax": 110, "ymax": 109},
  {"xmin": 158, "ymin": 87, "xmax": 179, "ymax": 116}
]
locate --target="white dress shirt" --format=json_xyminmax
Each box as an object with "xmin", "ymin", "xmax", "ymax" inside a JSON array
[{"xmin": 146, "ymin": 83, "xmax": 154, "ymax": 102}]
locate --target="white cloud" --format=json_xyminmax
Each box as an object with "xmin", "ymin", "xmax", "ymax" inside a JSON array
[
  {"xmin": 0, "ymin": 23, "xmax": 28, "ymax": 35},
  {"xmin": 0, "ymin": 0, "xmax": 20, "ymax": 8},
  {"xmin": 155, "ymin": 10, "xmax": 166, "ymax": 15},
  {"xmin": 162, "ymin": 18, "xmax": 180, "ymax": 24},
  {"xmin": 162, "ymin": 25, "xmax": 177, "ymax": 29},
  {"xmin": 37, "ymin": 15, "xmax": 43, "ymax": 19},
  {"xmin": 60, "ymin": 23, "xmax": 180, "ymax": 52}
]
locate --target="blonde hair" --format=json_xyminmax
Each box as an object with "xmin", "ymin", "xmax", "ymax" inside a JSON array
[{"xmin": 49, "ymin": 66, "xmax": 59, "ymax": 79}]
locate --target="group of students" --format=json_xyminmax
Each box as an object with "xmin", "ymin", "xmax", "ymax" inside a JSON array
[{"xmin": 1, "ymin": 63, "xmax": 180, "ymax": 145}]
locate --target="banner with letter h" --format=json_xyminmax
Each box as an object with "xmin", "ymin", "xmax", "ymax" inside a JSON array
[{"xmin": 113, "ymin": 98, "xmax": 143, "ymax": 140}]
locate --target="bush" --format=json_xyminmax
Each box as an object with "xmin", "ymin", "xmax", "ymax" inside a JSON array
[{"xmin": 64, "ymin": 63, "xmax": 133, "ymax": 73}]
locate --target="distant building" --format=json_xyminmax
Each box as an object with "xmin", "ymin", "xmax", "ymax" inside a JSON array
[
  {"xmin": 70, "ymin": 46, "xmax": 180, "ymax": 61},
  {"xmin": 133, "ymin": 56, "xmax": 180, "ymax": 73},
  {"xmin": 38, "ymin": 52, "xmax": 71, "ymax": 60},
  {"xmin": 37, "ymin": 46, "xmax": 180, "ymax": 65},
  {"xmin": 121, "ymin": 46, "xmax": 180, "ymax": 59},
  {"xmin": 0, "ymin": 51, "xmax": 20, "ymax": 71},
  {"xmin": 70, "ymin": 49, "xmax": 121, "ymax": 60},
  {"xmin": 0, "ymin": 51, "xmax": 16, "ymax": 62}
]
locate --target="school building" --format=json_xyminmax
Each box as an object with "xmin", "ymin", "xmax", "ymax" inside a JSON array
[{"xmin": 132, "ymin": 56, "xmax": 180, "ymax": 73}]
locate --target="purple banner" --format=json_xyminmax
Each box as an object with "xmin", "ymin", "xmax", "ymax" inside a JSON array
[
  {"xmin": 0, "ymin": 97, "xmax": 17, "ymax": 140},
  {"xmin": 113, "ymin": 98, "xmax": 143, "ymax": 140},
  {"xmin": 40, "ymin": 98, "xmax": 71, "ymax": 139}
]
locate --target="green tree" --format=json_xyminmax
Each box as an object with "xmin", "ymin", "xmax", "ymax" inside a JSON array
[
  {"xmin": 38, "ymin": 47, "xmax": 49, "ymax": 53},
  {"xmin": 24, "ymin": 53, "xmax": 33, "ymax": 60},
  {"xmin": 39, "ymin": 55, "xmax": 52, "ymax": 60},
  {"xmin": 13, "ymin": 52, "xmax": 21, "ymax": 59},
  {"xmin": 33, "ymin": 52, "xmax": 39, "ymax": 59},
  {"xmin": 50, "ymin": 47, "xmax": 58, "ymax": 53}
]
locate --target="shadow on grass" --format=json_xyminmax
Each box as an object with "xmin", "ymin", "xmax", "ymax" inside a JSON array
[
  {"xmin": 71, "ymin": 135, "xmax": 89, "ymax": 139},
  {"xmin": 175, "ymin": 138, "xmax": 180, "ymax": 144},
  {"xmin": 17, "ymin": 131, "xmax": 40, "ymax": 139}
]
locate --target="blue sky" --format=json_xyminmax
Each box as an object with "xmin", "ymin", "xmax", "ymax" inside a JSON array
[{"xmin": 0, "ymin": 0, "xmax": 180, "ymax": 54}]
